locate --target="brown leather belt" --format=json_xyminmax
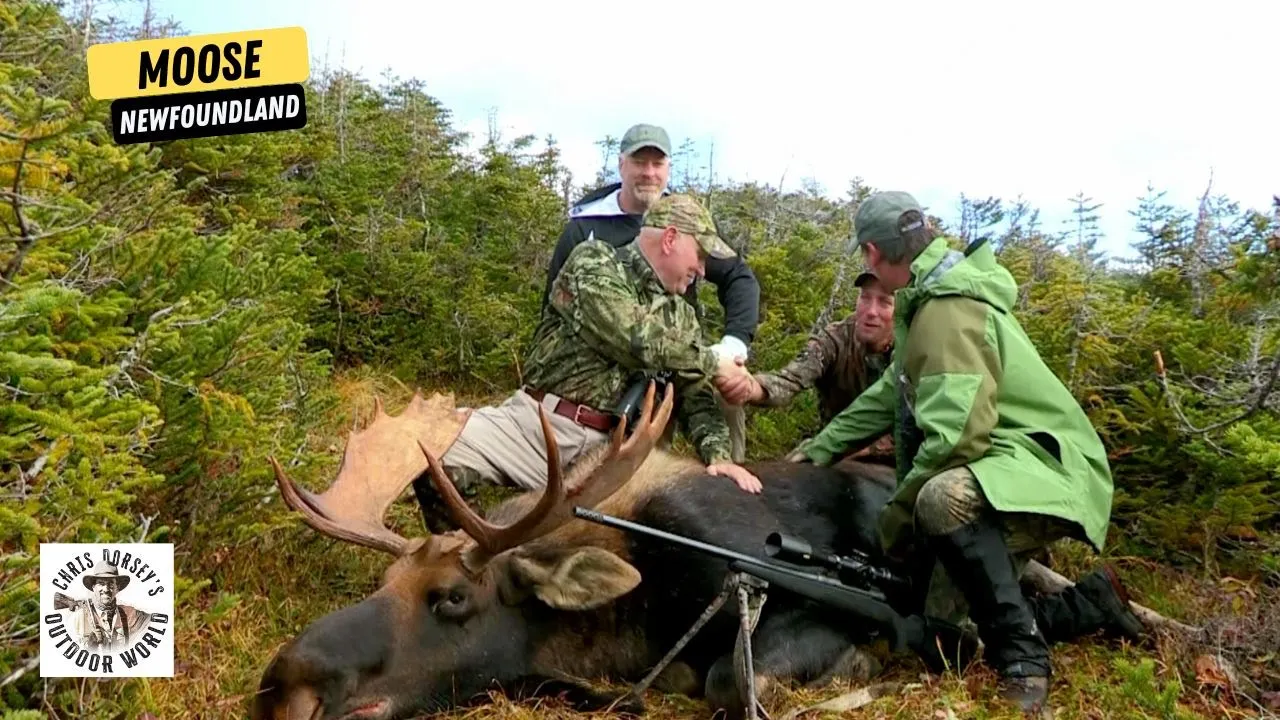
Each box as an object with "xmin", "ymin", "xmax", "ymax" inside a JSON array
[{"xmin": 522, "ymin": 387, "xmax": 615, "ymax": 433}]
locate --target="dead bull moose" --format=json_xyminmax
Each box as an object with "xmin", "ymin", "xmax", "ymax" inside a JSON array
[{"xmin": 253, "ymin": 383, "xmax": 911, "ymax": 720}]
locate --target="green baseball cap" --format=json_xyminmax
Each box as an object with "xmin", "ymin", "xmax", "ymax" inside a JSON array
[
  {"xmin": 620, "ymin": 123, "xmax": 671, "ymax": 157},
  {"xmin": 854, "ymin": 191, "xmax": 925, "ymax": 246},
  {"xmin": 643, "ymin": 194, "xmax": 736, "ymax": 259}
]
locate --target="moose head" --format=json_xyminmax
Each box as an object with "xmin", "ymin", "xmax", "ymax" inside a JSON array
[{"xmin": 253, "ymin": 383, "xmax": 678, "ymax": 720}]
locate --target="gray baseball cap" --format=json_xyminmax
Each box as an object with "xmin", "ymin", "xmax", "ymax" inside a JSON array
[{"xmin": 620, "ymin": 123, "xmax": 671, "ymax": 157}]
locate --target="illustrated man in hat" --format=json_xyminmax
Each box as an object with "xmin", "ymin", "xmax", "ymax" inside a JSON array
[
  {"xmin": 714, "ymin": 265, "xmax": 897, "ymax": 466},
  {"xmin": 542, "ymin": 123, "xmax": 761, "ymax": 462},
  {"xmin": 69, "ymin": 560, "xmax": 151, "ymax": 652}
]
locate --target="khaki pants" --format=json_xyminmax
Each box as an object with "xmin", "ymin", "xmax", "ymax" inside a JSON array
[
  {"xmin": 717, "ymin": 391, "xmax": 747, "ymax": 463},
  {"xmin": 913, "ymin": 466, "xmax": 1077, "ymax": 623},
  {"xmin": 653, "ymin": 388, "xmax": 746, "ymax": 463},
  {"xmin": 440, "ymin": 389, "xmax": 611, "ymax": 491}
]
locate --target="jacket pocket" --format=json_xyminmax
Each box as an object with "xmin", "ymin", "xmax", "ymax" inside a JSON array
[{"xmin": 1013, "ymin": 429, "xmax": 1071, "ymax": 476}]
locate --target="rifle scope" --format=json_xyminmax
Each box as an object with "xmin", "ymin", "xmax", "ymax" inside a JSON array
[{"xmin": 765, "ymin": 532, "xmax": 908, "ymax": 592}]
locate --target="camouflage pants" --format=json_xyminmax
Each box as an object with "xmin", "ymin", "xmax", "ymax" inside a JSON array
[{"xmin": 913, "ymin": 466, "xmax": 1076, "ymax": 623}]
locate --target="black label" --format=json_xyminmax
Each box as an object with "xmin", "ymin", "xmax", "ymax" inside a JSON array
[{"xmin": 110, "ymin": 83, "xmax": 307, "ymax": 144}]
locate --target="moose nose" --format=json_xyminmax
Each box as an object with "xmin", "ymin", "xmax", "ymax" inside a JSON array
[{"xmin": 254, "ymin": 596, "xmax": 396, "ymax": 719}]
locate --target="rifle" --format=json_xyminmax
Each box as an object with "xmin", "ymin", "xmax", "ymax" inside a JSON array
[
  {"xmin": 763, "ymin": 529, "xmax": 910, "ymax": 599},
  {"xmin": 54, "ymin": 592, "xmax": 85, "ymax": 611},
  {"xmin": 572, "ymin": 506, "xmax": 979, "ymax": 676}
]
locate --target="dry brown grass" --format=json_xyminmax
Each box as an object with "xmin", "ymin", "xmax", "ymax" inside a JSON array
[
  {"xmin": 129, "ymin": 506, "xmax": 1274, "ymax": 719},
  {"xmin": 33, "ymin": 372, "xmax": 1276, "ymax": 720}
]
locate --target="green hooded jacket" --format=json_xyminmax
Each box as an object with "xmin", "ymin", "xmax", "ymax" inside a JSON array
[{"xmin": 801, "ymin": 237, "xmax": 1115, "ymax": 555}]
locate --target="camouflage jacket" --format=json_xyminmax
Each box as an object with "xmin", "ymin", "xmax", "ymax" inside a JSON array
[
  {"xmin": 755, "ymin": 315, "xmax": 895, "ymax": 460},
  {"xmin": 522, "ymin": 238, "xmax": 733, "ymax": 465}
]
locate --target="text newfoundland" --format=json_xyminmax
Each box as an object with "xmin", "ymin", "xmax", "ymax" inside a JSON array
[{"xmin": 111, "ymin": 83, "xmax": 306, "ymax": 144}]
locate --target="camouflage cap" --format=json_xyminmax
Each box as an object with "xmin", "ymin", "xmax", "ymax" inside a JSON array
[
  {"xmin": 854, "ymin": 191, "xmax": 925, "ymax": 246},
  {"xmin": 643, "ymin": 194, "xmax": 736, "ymax": 259},
  {"xmin": 620, "ymin": 123, "xmax": 671, "ymax": 157}
]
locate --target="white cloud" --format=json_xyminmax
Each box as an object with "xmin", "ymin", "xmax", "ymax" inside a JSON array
[{"xmin": 149, "ymin": 0, "xmax": 1277, "ymax": 257}]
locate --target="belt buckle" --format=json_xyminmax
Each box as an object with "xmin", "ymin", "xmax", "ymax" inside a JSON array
[{"xmin": 571, "ymin": 403, "xmax": 587, "ymax": 426}]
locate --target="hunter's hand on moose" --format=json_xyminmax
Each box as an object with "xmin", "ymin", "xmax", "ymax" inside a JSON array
[{"xmin": 707, "ymin": 462, "xmax": 763, "ymax": 494}]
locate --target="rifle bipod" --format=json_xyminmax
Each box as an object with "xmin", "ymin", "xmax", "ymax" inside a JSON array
[{"xmin": 625, "ymin": 571, "xmax": 772, "ymax": 720}]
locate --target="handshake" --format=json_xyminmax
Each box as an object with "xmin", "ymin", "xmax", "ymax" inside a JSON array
[
  {"xmin": 714, "ymin": 354, "xmax": 765, "ymax": 406},
  {"xmin": 709, "ymin": 341, "xmax": 814, "ymax": 466}
]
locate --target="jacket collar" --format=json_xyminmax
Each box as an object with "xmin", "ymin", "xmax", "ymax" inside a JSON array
[
  {"xmin": 909, "ymin": 237, "xmax": 964, "ymax": 290},
  {"xmin": 890, "ymin": 237, "xmax": 966, "ymax": 341}
]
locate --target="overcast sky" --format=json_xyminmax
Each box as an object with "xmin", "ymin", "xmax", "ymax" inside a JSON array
[{"xmin": 112, "ymin": 0, "xmax": 1276, "ymax": 260}]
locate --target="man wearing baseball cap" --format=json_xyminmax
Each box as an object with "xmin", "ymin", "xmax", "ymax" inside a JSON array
[
  {"xmin": 792, "ymin": 192, "xmax": 1140, "ymax": 714},
  {"xmin": 542, "ymin": 122, "xmax": 761, "ymax": 461},
  {"xmin": 414, "ymin": 192, "xmax": 763, "ymax": 523},
  {"xmin": 529, "ymin": 191, "xmax": 759, "ymax": 491}
]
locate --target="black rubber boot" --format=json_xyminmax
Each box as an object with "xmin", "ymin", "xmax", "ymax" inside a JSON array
[
  {"xmin": 1030, "ymin": 565, "xmax": 1146, "ymax": 644},
  {"xmin": 928, "ymin": 517, "xmax": 1051, "ymax": 715}
]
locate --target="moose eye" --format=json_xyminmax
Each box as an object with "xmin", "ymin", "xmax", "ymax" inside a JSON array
[{"xmin": 429, "ymin": 587, "xmax": 471, "ymax": 620}]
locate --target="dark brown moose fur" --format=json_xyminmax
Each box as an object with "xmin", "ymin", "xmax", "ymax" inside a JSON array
[{"xmin": 253, "ymin": 389, "xmax": 901, "ymax": 720}]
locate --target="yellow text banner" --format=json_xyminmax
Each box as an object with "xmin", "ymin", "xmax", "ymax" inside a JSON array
[{"xmin": 87, "ymin": 26, "xmax": 308, "ymax": 100}]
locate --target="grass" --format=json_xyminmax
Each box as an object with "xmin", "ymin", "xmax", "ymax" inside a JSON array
[
  {"xmin": 126, "ymin": 536, "xmax": 1271, "ymax": 720},
  {"xmin": 19, "ymin": 373, "xmax": 1280, "ymax": 719}
]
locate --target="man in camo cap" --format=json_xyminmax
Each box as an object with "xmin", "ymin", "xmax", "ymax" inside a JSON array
[
  {"xmin": 546, "ymin": 123, "xmax": 760, "ymax": 463},
  {"xmin": 642, "ymin": 192, "xmax": 737, "ymax": 268},
  {"xmin": 415, "ymin": 194, "xmax": 762, "ymax": 529}
]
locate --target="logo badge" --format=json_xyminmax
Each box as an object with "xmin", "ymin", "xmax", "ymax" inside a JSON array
[
  {"xmin": 40, "ymin": 543, "xmax": 175, "ymax": 678},
  {"xmin": 85, "ymin": 26, "xmax": 309, "ymax": 145}
]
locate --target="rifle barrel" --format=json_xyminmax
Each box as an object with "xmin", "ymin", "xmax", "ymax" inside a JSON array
[{"xmin": 573, "ymin": 506, "xmax": 767, "ymax": 568}]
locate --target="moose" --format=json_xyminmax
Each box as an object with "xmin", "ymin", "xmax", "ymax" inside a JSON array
[{"xmin": 252, "ymin": 383, "xmax": 928, "ymax": 720}]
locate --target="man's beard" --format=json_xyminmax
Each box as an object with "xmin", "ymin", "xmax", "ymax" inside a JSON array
[{"xmin": 631, "ymin": 186, "xmax": 662, "ymax": 208}]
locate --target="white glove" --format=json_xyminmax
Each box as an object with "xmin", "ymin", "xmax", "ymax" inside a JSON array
[{"xmin": 708, "ymin": 335, "xmax": 749, "ymax": 363}]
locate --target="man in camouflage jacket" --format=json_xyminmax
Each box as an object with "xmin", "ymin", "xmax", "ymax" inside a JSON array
[
  {"xmin": 414, "ymin": 193, "xmax": 761, "ymax": 527},
  {"xmin": 546, "ymin": 123, "xmax": 760, "ymax": 462},
  {"xmin": 715, "ymin": 269, "xmax": 897, "ymax": 465}
]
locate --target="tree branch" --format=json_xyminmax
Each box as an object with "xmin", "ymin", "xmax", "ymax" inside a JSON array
[
  {"xmin": 1154, "ymin": 347, "xmax": 1280, "ymax": 435},
  {"xmin": 2, "ymin": 139, "xmax": 34, "ymax": 281},
  {"xmin": 0, "ymin": 655, "xmax": 39, "ymax": 689}
]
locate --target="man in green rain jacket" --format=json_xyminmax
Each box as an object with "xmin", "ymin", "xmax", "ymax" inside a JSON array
[{"xmin": 798, "ymin": 191, "xmax": 1142, "ymax": 714}]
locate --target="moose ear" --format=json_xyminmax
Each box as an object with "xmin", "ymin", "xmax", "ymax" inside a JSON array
[{"xmin": 503, "ymin": 546, "xmax": 641, "ymax": 611}]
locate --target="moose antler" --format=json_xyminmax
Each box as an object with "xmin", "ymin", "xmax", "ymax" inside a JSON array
[
  {"xmin": 269, "ymin": 391, "xmax": 470, "ymax": 556},
  {"xmin": 420, "ymin": 381, "xmax": 675, "ymax": 563}
]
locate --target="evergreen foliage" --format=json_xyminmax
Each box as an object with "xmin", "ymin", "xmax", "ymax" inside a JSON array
[{"xmin": 1, "ymin": 1, "xmax": 1276, "ymax": 715}]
